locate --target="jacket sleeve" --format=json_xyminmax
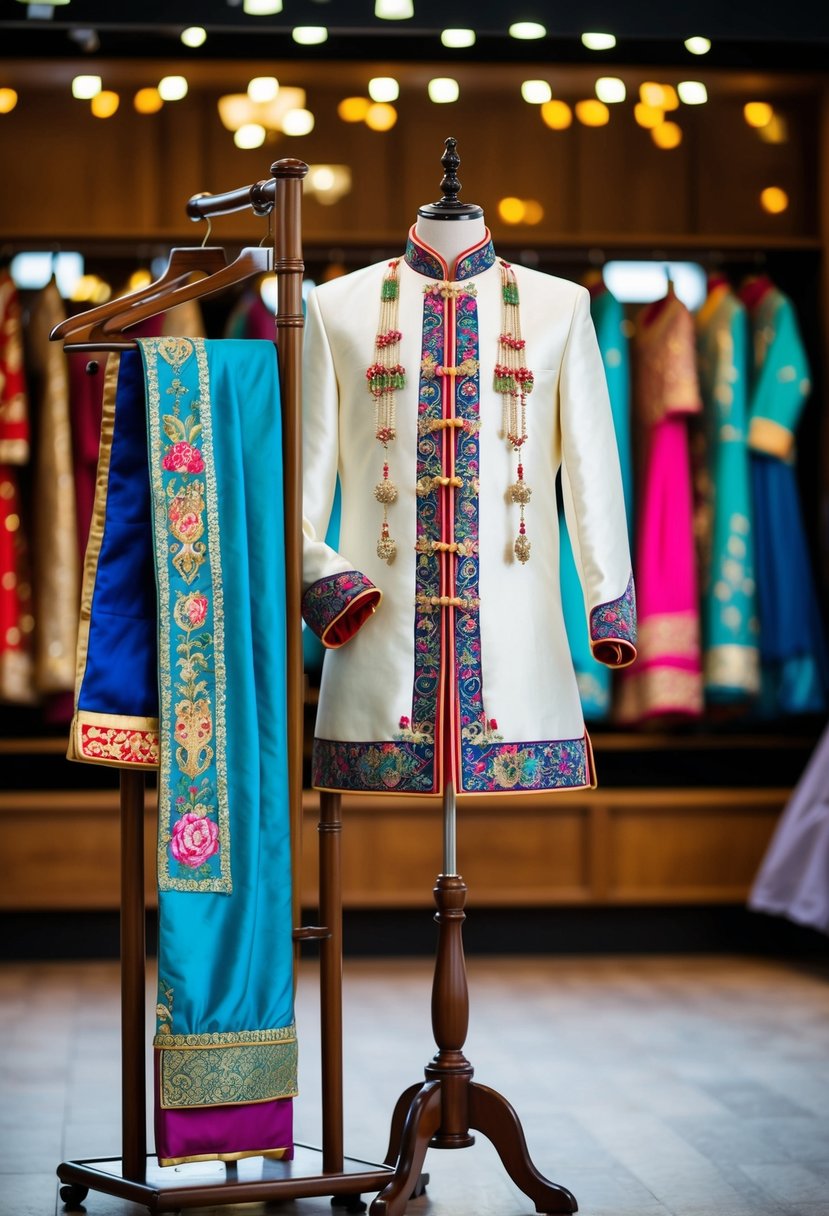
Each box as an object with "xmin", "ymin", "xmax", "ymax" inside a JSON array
[
  {"xmin": 559, "ymin": 287, "xmax": 637, "ymax": 668},
  {"xmin": 302, "ymin": 288, "xmax": 382, "ymax": 648},
  {"xmin": 747, "ymin": 296, "xmax": 811, "ymax": 461}
]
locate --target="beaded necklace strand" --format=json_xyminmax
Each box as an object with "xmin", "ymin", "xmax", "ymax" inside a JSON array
[
  {"xmin": 366, "ymin": 259, "xmax": 405, "ymax": 564},
  {"xmin": 494, "ymin": 261, "xmax": 534, "ymax": 563}
]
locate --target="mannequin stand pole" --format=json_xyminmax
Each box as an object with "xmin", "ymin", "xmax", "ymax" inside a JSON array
[{"xmin": 373, "ymin": 785, "xmax": 577, "ymax": 1216}]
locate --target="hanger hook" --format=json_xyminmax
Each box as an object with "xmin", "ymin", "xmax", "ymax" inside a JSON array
[
  {"xmin": 200, "ymin": 215, "xmax": 213, "ymax": 248},
  {"xmin": 259, "ymin": 208, "xmax": 274, "ymax": 249}
]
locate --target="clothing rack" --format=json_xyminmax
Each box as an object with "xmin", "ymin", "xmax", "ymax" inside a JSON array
[
  {"xmin": 54, "ymin": 156, "xmax": 579, "ymax": 1216},
  {"xmin": 54, "ymin": 158, "xmax": 397, "ymax": 1214}
]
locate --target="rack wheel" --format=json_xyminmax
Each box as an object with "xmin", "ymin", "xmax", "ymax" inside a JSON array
[
  {"xmin": 59, "ymin": 1184, "xmax": 89, "ymax": 1210},
  {"xmin": 331, "ymin": 1195, "xmax": 367, "ymax": 1213},
  {"xmin": 410, "ymin": 1172, "xmax": 429, "ymax": 1199}
]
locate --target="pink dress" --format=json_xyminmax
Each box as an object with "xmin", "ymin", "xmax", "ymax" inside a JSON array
[{"xmin": 618, "ymin": 292, "xmax": 704, "ymax": 722}]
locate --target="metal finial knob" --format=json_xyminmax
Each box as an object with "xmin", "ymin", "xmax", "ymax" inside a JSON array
[{"xmin": 417, "ymin": 137, "xmax": 484, "ymax": 222}]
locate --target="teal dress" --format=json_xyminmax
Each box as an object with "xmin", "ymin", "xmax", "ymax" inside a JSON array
[
  {"xmin": 559, "ymin": 285, "xmax": 632, "ymax": 718},
  {"xmin": 744, "ymin": 285, "xmax": 828, "ymax": 715},
  {"xmin": 695, "ymin": 284, "xmax": 760, "ymax": 701}
]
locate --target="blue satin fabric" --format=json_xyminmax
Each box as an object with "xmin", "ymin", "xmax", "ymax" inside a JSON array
[
  {"xmin": 139, "ymin": 339, "xmax": 295, "ymax": 1045},
  {"xmin": 559, "ymin": 288, "xmax": 632, "ymax": 719},
  {"xmin": 78, "ymin": 351, "xmax": 157, "ymax": 718}
]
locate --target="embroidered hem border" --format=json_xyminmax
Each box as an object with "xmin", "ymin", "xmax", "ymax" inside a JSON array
[
  {"xmin": 301, "ymin": 571, "xmax": 380, "ymax": 645},
  {"xmin": 70, "ymin": 710, "xmax": 159, "ymax": 766},
  {"xmin": 159, "ymin": 1147, "xmax": 291, "ymax": 1167},
  {"xmin": 313, "ymin": 736, "xmax": 594, "ymax": 794},
  {"xmin": 156, "ymin": 1028, "xmax": 298, "ymax": 1110},
  {"xmin": 589, "ymin": 574, "xmax": 637, "ymax": 652}
]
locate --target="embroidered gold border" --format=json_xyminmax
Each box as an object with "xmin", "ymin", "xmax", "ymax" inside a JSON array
[
  {"xmin": 72, "ymin": 354, "xmax": 119, "ymax": 712},
  {"xmin": 144, "ymin": 338, "xmax": 231, "ymax": 895},
  {"xmin": 0, "ymin": 438, "xmax": 29, "ymax": 463},
  {"xmin": 705, "ymin": 644, "xmax": 761, "ymax": 694},
  {"xmin": 748, "ymin": 416, "xmax": 794, "ymax": 460},
  {"xmin": 157, "ymin": 1036, "xmax": 298, "ymax": 1108},
  {"xmin": 638, "ymin": 613, "xmax": 700, "ymax": 659},
  {"xmin": 154, "ymin": 1024, "xmax": 296, "ymax": 1048},
  {"xmin": 69, "ymin": 709, "xmax": 159, "ymax": 767}
]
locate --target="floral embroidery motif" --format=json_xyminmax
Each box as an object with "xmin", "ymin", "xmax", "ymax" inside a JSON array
[
  {"xmin": 313, "ymin": 738, "xmax": 434, "ymax": 793},
  {"xmin": 156, "ymin": 978, "xmax": 174, "ymax": 1036},
  {"xmin": 462, "ymin": 738, "xmax": 589, "ymax": 793},
  {"xmin": 590, "ymin": 574, "xmax": 637, "ymax": 646},
  {"xmin": 404, "ymin": 231, "xmax": 496, "ymax": 282},
  {"xmin": 77, "ymin": 720, "xmax": 159, "ymax": 765},
  {"xmin": 142, "ymin": 336, "xmax": 230, "ymax": 894},
  {"xmin": 302, "ymin": 570, "xmax": 378, "ymax": 642}
]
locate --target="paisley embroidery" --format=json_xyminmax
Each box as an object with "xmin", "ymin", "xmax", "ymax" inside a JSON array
[
  {"xmin": 157, "ymin": 1025, "xmax": 298, "ymax": 1109},
  {"xmin": 589, "ymin": 574, "xmax": 637, "ymax": 646},
  {"xmin": 142, "ymin": 336, "xmax": 231, "ymax": 894},
  {"xmin": 404, "ymin": 230, "xmax": 496, "ymax": 282},
  {"xmin": 302, "ymin": 570, "xmax": 378, "ymax": 642},
  {"xmin": 462, "ymin": 737, "xmax": 589, "ymax": 793},
  {"xmin": 313, "ymin": 738, "xmax": 435, "ymax": 793}
]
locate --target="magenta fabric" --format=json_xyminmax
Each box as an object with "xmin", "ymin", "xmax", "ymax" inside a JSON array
[{"xmin": 154, "ymin": 1055, "xmax": 294, "ymax": 1166}]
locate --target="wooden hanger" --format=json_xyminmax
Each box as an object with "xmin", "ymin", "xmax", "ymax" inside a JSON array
[
  {"xmin": 51, "ymin": 245, "xmax": 228, "ymax": 345},
  {"xmin": 56, "ymin": 244, "xmax": 272, "ymax": 352}
]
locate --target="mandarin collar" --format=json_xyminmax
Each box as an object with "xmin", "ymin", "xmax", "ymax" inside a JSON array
[{"xmin": 404, "ymin": 225, "xmax": 497, "ymax": 281}]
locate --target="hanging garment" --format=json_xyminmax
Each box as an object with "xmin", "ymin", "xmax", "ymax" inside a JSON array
[
  {"xmin": 617, "ymin": 292, "xmax": 703, "ymax": 723},
  {"xmin": 68, "ymin": 351, "xmax": 106, "ymax": 559},
  {"xmin": 749, "ymin": 721, "xmax": 829, "ymax": 934},
  {"xmin": 302, "ymin": 229, "xmax": 636, "ymax": 796},
  {"xmin": 743, "ymin": 281, "xmax": 828, "ymax": 715},
  {"xmin": 69, "ymin": 337, "xmax": 296, "ymax": 1166},
  {"xmin": 559, "ymin": 281, "xmax": 632, "ymax": 719},
  {"xmin": 26, "ymin": 279, "xmax": 80, "ymax": 697},
  {"xmin": 695, "ymin": 281, "xmax": 760, "ymax": 702},
  {"xmin": 0, "ymin": 267, "xmax": 35, "ymax": 703}
]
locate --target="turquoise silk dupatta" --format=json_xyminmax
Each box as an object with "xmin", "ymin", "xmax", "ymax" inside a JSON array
[{"xmin": 70, "ymin": 337, "xmax": 296, "ymax": 1166}]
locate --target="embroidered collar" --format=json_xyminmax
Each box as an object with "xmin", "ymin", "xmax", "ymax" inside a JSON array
[{"xmin": 404, "ymin": 225, "xmax": 497, "ymax": 281}]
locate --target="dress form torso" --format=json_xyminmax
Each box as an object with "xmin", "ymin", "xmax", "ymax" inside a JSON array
[{"xmin": 413, "ymin": 215, "xmax": 488, "ymax": 276}]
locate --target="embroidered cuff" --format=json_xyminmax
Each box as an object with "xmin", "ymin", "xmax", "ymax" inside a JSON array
[
  {"xmin": 302, "ymin": 571, "xmax": 382, "ymax": 649},
  {"xmin": 589, "ymin": 575, "xmax": 637, "ymax": 668},
  {"xmin": 748, "ymin": 416, "xmax": 794, "ymax": 460}
]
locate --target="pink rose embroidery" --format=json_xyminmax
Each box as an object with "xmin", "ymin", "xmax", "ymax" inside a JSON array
[
  {"xmin": 170, "ymin": 812, "xmax": 220, "ymax": 868},
  {"xmin": 163, "ymin": 441, "xmax": 204, "ymax": 474}
]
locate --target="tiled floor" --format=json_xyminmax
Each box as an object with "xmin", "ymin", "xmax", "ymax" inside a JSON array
[{"xmin": 1, "ymin": 954, "xmax": 829, "ymax": 1215}]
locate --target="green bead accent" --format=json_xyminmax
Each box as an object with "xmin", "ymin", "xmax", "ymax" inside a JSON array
[
  {"xmin": 502, "ymin": 284, "xmax": 520, "ymax": 305},
  {"xmin": 381, "ymin": 279, "xmax": 399, "ymax": 301},
  {"xmin": 494, "ymin": 375, "xmax": 516, "ymax": 394}
]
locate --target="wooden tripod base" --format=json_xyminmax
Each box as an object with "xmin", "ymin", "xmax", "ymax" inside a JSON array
[{"xmin": 371, "ymin": 874, "xmax": 577, "ymax": 1216}]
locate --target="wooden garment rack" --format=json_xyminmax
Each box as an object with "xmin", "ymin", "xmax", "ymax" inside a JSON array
[{"xmin": 55, "ymin": 157, "xmax": 577, "ymax": 1216}]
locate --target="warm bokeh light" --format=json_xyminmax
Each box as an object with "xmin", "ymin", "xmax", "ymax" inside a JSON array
[
  {"xmin": 575, "ymin": 99, "xmax": 610, "ymax": 127},
  {"xmin": 428, "ymin": 78, "xmax": 460, "ymax": 103},
  {"xmin": 91, "ymin": 90, "xmax": 120, "ymax": 119},
  {"xmin": 744, "ymin": 101, "xmax": 773, "ymax": 128},
  {"xmin": 134, "ymin": 87, "xmax": 163, "ymax": 114},
  {"xmin": 180, "ymin": 27, "xmax": 207, "ymax": 48},
  {"xmin": 677, "ymin": 80, "xmax": 708, "ymax": 105},
  {"xmin": 441, "ymin": 28, "xmax": 476, "ymax": 48},
  {"xmin": 127, "ymin": 269, "xmax": 153, "ymax": 292},
  {"xmin": 595, "ymin": 77, "xmax": 626, "ymax": 104},
  {"xmin": 581, "ymin": 32, "xmax": 616, "ymax": 50},
  {"xmin": 243, "ymin": 0, "xmax": 283, "ymax": 13},
  {"xmin": 234, "ymin": 123, "xmax": 267, "ymax": 149},
  {"xmin": 521, "ymin": 80, "xmax": 552, "ymax": 105},
  {"xmin": 375, "ymin": 0, "xmax": 413, "ymax": 17},
  {"xmin": 338, "ymin": 96, "xmax": 371, "ymax": 122},
  {"xmin": 368, "ymin": 77, "xmax": 399, "ymax": 102},
  {"xmin": 684, "ymin": 36, "xmax": 711, "ymax": 55},
  {"xmin": 292, "ymin": 26, "xmax": 328, "ymax": 44},
  {"xmin": 760, "ymin": 186, "xmax": 789, "ymax": 214},
  {"xmin": 248, "ymin": 76, "xmax": 279, "ymax": 103},
  {"xmin": 498, "ymin": 197, "xmax": 526, "ymax": 224},
  {"xmin": 634, "ymin": 102, "xmax": 664, "ymax": 129},
  {"xmin": 540, "ymin": 99, "xmax": 573, "ymax": 130},
  {"xmin": 660, "ymin": 85, "xmax": 679, "ymax": 111},
  {"xmin": 158, "ymin": 76, "xmax": 188, "ymax": 101},
  {"xmin": 639, "ymin": 82, "xmax": 666, "ymax": 107},
  {"xmin": 651, "ymin": 121, "xmax": 682, "ymax": 149},
  {"xmin": 365, "ymin": 102, "xmax": 398, "ymax": 131},
  {"xmin": 0, "ymin": 88, "xmax": 18, "ymax": 114},
  {"xmin": 72, "ymin": 75, "xmax": 102, "ymax": 100},
  {"xmin": 758, "ymin": 114, "xmax": 789, "ymax": 144},
  {"xmin": 281, "ymin": 108, "xmax": 315, "ymax": 136},
  {"xmin": 508, "ymin": 22, "xmax": 546, "ymax": 40},
  {"xmin": 522, "ymin": 199, "xmax": 544, "ymax": 225}
]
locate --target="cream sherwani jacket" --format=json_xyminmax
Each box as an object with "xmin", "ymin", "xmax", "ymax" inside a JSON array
[{"xmin": 301, "ymin": 229, "xmax": 636, "ymax": 796}]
